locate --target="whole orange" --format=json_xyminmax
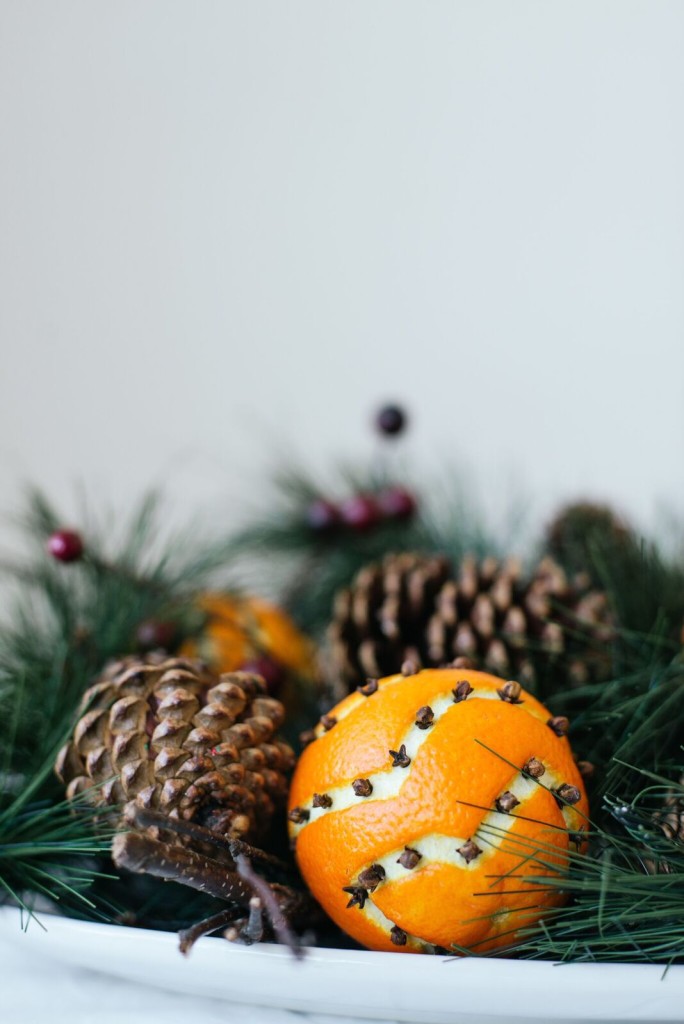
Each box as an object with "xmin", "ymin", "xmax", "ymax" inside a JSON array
[
  {"xmin": 182, "ymin": 593, "xmax": 316, "ymax": 682},
  {"xmin": 288, "ymin": 667, "xmax": 588, "ymax": 954}
]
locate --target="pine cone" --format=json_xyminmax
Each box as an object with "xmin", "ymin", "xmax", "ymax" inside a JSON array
[
  {"xmin": 55, "ymin": 654, "xmax": 295, "ymax": 842},
  {"xmin": 326, "ymin": 552, "xmax": 614, "ymax": 698},
  {"xmin": 546, "ymin": 501, "xmax": 632, "ymax": 578},
  {"xmin": 641, "ymin": 776, "xmax": 684, "ymax": 874},
  {"xmin": 655, "ymin": 777, "xmax": 684, "ymax": 845}
]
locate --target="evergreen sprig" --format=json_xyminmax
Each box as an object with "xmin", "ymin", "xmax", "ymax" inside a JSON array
[
  {"xmin": 0, "ymin": 489, "xmax": 241, "ymax": 916},
  {"xmin": 0, "ymin": 489, "xmax": 240, "ymax": 773},
  {"xmin": 2, "ymin": 480, "xmax": 684, "ymax": 964},
  {"xmin": 227, "ymin": 463, "xmax": 498, "ymax": 634},
  {"xmin": 483, "ymin": 771, "xmax": 684, "ymax": 965}
]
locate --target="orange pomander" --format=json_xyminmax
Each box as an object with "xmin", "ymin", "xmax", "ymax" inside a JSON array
[
  {"xmin": 288, "ymin": 667, "xmax": 588, "ymax": 954},
  {"xmin": 181, "ymin": 593, "xmax": 316, "ymax": 682}
]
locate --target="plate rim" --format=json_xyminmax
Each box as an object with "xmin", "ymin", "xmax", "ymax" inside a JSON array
[{"xmin": 4, "ymin": 905, "xmax": 684, "ymax": 1024}]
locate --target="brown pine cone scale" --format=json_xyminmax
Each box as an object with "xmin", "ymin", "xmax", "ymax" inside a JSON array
[{"xmin": 56, "ymin": 654, "xmax": 295, "ymax": 842}]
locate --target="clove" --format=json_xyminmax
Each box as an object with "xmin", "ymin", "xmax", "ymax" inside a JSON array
[
  {"xmin": 288, "ymin": 806, "xmax": 310, "ymax": 824},
  {"xmin": 397, "ymin": 846, "xmax": 422, "ymax": 870},
  {"xmin": 389, "ymin": 744, "xmax": 411, "ymax": 768},
  {"xmin": 523, "ymin": 757, "xmax": 545, "ymax": 779},
  {"xmin": 452, "ymin": 680, "xmax": 473, "ymax": 703},
  {"xmin": 547, "ymin": 715, "xmax": 569, "ymax": 737},
  {"xmin": 495, "ymin": 791, "xmax": 520, "ymax": 814},
  {"xmin": 554, "ymin": 783, "xmax": 582, "ymax": 807},
  {"xmin": 457, "ymin": 839, "xmax": 482, "ymax": 864},
  {"xmin": 497, "ymin": 680, "xmax": 523, "ymax": 704},
  {"xmin": 415, "ymin": 705, "xmax": 434, "ymax": 730},
  {"xmin": 342, "ymin": 885, "xmax": 368, "ymax": 909},
  {"xmin": 357, "ymin": 864, "xmax": 386, "ymax": 891},
  {"xmin": 352, "ymin": 778, "xmax": 373, "ymax": 797}
]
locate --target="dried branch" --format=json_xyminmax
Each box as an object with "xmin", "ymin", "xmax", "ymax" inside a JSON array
[
  {"xmin": 235, "ymin": 853, "xmax": 305, "ymax": 958},
  {"xmin": 112, "ymin": 832, "xmax": 254, "ymax": 904},
  {"xmin": 112, "ymin": 830, "xmax": 313, "ymax": 957},
  {"xmin": 178, "ymin": 907, "xmax": 240, "ymax": 955},
  {"xmin": 124, "ymin": 803, "xmax": 292, "ymax": 875}
]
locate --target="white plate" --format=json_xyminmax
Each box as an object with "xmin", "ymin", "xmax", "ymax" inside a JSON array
[{"xmin": 1, "ymin": 907, "xmax": 683, "ymax": 1024}]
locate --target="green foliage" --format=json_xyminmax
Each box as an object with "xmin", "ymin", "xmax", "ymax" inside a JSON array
[
  {"xmin": 0, "ymin": 489, "xmax": 240, "ymax": 920},
  {"xmin": 475, "ymin": 765, "xmax": 684, "ymax": 965},
  {"xmin": 2, "ymin": 481, "xmax": 684, "ymax": 963},
  {"xmin": 0, "ymin": 489, "xmax": 239, "ymax": 774},
  {"xmin": 544, "ymin": 501, "xmax": 684, "ymax": 671},
  {"xmin": 228, "ymin": 464, "xmax": 498, "ymax": 634},
  {"xmin": 463, "ymin": 654, "xmax": 684, "ymax": 965}
]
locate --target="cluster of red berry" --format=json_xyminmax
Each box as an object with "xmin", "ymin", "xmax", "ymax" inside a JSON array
[
  {"xmin": 305, "ymin": 403, "xmax": 417, "ymax": 534},
  {"xmin": 305, "ymin": 487, "xmax": 417, "ymax": 534}
]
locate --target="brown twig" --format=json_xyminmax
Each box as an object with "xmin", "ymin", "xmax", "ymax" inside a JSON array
[
  {"xmin": 124, "ymin": 803, "xmax": 292, "ymax": 875},
  {"xmin": 235, "ymin": 853, "xmax": 305, "ymax": 959},
  {"xmin": 243, "ymin": 896, "xmax": 265, "ymax": 944},
  {"xmin": 112, "ymin": 830, "xmax": 313, "ymax": 957},
  {"xmin": 112, "ymin": 832, "xmax": 255, "ymax": 904},
  {"xmin": 178, "ymin": 908, "xmax": 240, "ymax": 955}
]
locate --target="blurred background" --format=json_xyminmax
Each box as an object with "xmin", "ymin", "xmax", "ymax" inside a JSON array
[{"xmin": 1, "ymin": 1, "xmax": 682, "ymax": 545}]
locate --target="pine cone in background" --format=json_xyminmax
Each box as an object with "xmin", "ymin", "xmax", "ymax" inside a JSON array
[
  {"xmin": 548, "ymin": 502, "xmax": 684, "ymax": 656},
  {"xmin": 326, "ymin": 552, "xmax": 614, "ymax": 700},
  {"xmin": 655, "ymin": 775, "xmax": 684, "ymax": 845},
  {"xmin": 546, "ymin": 501, "xmax": 633, "ymax": 579},
  {"xmin": 55, "ymin": 654, "xmax": 295, "ymax": 843},
  {"xmin": 640, "ymin": 775, "xmax": 684, "ymax": 875}
]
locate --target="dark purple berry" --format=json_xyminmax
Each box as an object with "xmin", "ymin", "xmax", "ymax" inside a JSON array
[
  {"xmin": 47, "ymin": 529, "xmax": 84, "ymax": 563},
  {"xmin": 339, "ymin": 495, "xmax": 380, "ymax": 532},
  {"xmin": 377, "ymin": 486, "xmax": 417, "ymax": 521},
  {"xmin": 241, "ymin": 655, "xmax": 285, "ymax": 696},
  {"xmin": 376, "ymin": 404, "xmax": 408, "ymax": 437},
  {"xmin": 305, "ymin": 498, "xmax": 340, "ymax": 533},
  {"xmin": 136, "ymin": 619, "xmax": 178, "ymax": 653}
]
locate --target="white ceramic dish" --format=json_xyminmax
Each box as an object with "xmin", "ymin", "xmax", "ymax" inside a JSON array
[{"xmin": 1, "ymin": 907, "xmax": 682, "ymax": 1024}]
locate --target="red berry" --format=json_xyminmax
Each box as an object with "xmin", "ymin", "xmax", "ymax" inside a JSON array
[
  {"xmin": 339, "ymin": 494, "xmax": 380, "ymax": 532},
  {"xmin": 376, "ymin": 404, "xmax": 408, "ymax": 437},
  {"xmin": 305, "ymin": 498, "xmax": 340, "ymax": 533},
  {"xmin": 47, "ymin": 529, "xmax": 84, "ymax": 563},
  {"xmin": 136, "ymin": 619, "xmax": 178, "ymax": 652},
  {"xmin": 241, "ymin": 655, "xmax": 285, "ymax": 696},
  {"xmin": 377, "ymin": 486, "xmax": 417, "ymax": 520}
]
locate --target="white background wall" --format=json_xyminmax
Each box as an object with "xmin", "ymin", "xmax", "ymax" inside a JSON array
[{"xmin": 1, "ymin": 2, "xmax": 683, "ymax": 546}]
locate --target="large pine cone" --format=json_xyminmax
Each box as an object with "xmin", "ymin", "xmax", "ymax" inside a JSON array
[
  {"xmin": 55, "ymin": 654, "xmax": 295, "ymax": 842},
  {"xmin": 326, "ymin": 552, "xmax": 614, "ymax": 698}
]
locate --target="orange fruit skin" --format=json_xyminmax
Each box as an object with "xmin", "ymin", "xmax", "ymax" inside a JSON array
[
  {"xmin": 181, "ymin": 593, "xmax": 316, "ymax": 679},
  {"xmin": 288, "ymin": 669, "xmax": 588, "ymax": 954}
]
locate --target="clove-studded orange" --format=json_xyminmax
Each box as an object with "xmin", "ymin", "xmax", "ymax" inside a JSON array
[
  {"xmin": 181, "ymin": 593, "xmax": 317, "ymax": 686},
  {"xmin": 288, "ymin": 667, "xmax": 588, "ymax": 954}
]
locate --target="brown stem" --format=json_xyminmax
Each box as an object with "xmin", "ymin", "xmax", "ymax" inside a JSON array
[
  {"xmin": 112, "ymin": 832, "xmax": 255, "ymax": 905},
  {"xmin": 235, "ymin": 854, "xmax": 305, "ymax": 959},
  {"xmin": 178, "ymin": 908, "xmax": 240, "ymax": 955},
  {"xmin": 226, "ymin": 838, "xmax": 295, "ymax": 876},
  {"xmin": 112, "ymin": 831, "xmax": 314, "ymax": 956},
  {"xmin": 242, "ymin": 897, "xmax": 264, "ymax": 944}
]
